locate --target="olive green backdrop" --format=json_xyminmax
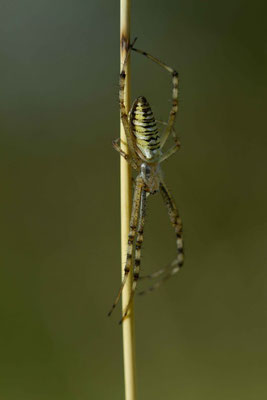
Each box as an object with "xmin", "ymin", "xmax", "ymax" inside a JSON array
[{"xmin": 1, "ymin": 1, "xmax": 266, "ymax": 399}]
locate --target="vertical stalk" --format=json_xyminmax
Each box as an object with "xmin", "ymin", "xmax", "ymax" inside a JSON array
[{"xmin": 120, "ymin": 1, "xmax": 137, "ymax": 399}]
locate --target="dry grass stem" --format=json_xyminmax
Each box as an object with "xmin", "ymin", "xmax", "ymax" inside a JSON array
[{"xmin": 120, "ymin": 0, "xmax": 137, "ymax": 399}]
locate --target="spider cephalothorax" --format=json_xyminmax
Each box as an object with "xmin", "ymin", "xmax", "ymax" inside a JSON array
[
  {"xmin": 140, "ymin": 162, "xmax": 161, "ymax": 194},
  {"xmin": 109, "ymin": 41, "xmax": 184, "ymax": 323}
]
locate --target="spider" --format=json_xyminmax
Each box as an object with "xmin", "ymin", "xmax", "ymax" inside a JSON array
[{"xmin": 108, "ymin": 39, "xmax": 184, "ymax": 324}]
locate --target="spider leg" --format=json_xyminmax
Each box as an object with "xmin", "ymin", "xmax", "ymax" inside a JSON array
[
  {"xmin": 138, "ymin": 259, "xmax": 179, "ymax": 295},
  {"xmin": 159, "ymin": 139, "xmax": 181, "ymax": 163},
  {"xmin": 119, "ymin": 40, "xmax": 139, "ymax": 164},
  {"xmin": 156, "ymin": 120, "xmax": 181, "ymax": 162},
  {"xmin": 156, "ymin": 120, "xmax": 179, "ymax": 140},
  {"xmin": 119, "ymin": 188, "xmax": 146, "ymax": 324},
  {"xmin": 112, "ymin": 138, "xmax": 139, "ymax": 170},
  {"xmin": 108, "ymin": 175, "xmax": 144, "ymax": 317},
  {"xmin": 155, "ymin": 120, "xmax": 181, "ymax": 162},
  {"xmin": 139, "ymin": 264, "xmax": 168, "ymax": 280},
  {"xmin": 138, "ymin": 180, "xmax": 184, "ymax": 295},
  {"xmin": 131, "ymin": 47, "xmax": 179, "ymax": 149}
]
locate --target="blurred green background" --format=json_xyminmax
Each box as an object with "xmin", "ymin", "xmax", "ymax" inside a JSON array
[{"xmin": 1, "ymin": 0, "xmax": 266, "ymax": 399}]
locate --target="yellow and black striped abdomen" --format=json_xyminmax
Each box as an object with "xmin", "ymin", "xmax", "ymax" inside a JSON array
[{"xmin": 130, "ymin": 96, "xmax": 161, "ymax": 161}]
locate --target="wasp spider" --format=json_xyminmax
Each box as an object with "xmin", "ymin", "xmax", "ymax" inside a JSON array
[{"xmin": 108, "ymin": 40, "xmax": 184, "ymax": 323}]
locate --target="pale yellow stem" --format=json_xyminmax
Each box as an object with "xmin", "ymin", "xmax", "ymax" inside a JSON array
[{"xmin": 120, "ymin": 0, "xmax": 137, "ymax": 399}]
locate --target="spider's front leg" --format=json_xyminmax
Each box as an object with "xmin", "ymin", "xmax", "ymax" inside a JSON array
[
  {"xmin": 108, "ymin": 175, "xmax": 144, "ymax": 318},
  {"xmin": 119, "ymin": 188, "xmax": 147, "ymax": 324},
  {"xmin": 139, "ymin": 181, "xmax": 184, "ymax": 295}
]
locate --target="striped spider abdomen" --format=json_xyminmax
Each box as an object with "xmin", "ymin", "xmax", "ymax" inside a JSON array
[{"xmin": 130, "ymin": 96, "xmax": 161, "ymax": 161}]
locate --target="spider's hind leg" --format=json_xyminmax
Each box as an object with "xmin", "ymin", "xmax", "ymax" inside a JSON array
[
  {"xmin": 119, "ymin": 39, "xmax": 139, "ymax": 166},
  {"xmin": 155, "ymin": 120, "xmax": 181, "ymax": 163},
  {"xmin": 159, "ymin": 140, "xmax": 181, "ymax": 163},
  {"xmin": 131, "ymin": 46, "xmax": 179, "ymax": 149}
]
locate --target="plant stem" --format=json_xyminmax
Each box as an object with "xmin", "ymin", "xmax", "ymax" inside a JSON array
[{"xmin": 120, "ymin": 0, "xmax": 137, "ymax": 399}]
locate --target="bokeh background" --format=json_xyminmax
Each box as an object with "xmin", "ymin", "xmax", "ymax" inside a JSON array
[{"xmin": 1, "ymin": 0, "xmax": 266, "ymax": 399}]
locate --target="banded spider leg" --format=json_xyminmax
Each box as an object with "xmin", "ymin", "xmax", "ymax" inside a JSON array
[
  {"xmin": 139, "ymin": 180, "xmax": 184, "ymax": 296},
  {"xmin": 107, "ymin": 176, "xmax": 144, "ymax": 319}
]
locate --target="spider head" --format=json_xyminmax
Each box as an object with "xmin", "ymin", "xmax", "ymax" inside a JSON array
[{"xmin": 141, "ymin": 163, "xmax": 161, "ymax": 194}]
